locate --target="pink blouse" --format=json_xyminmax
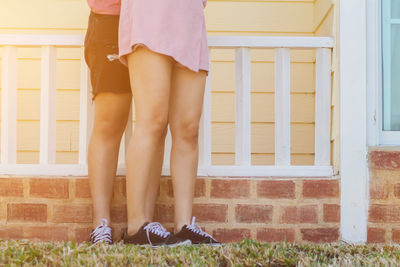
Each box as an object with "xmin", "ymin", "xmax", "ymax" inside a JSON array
[
  {"xmin": 87, "ymin": 0, "xmax": 121, "ymax": 15},
  {"xmin": 119, "ymin": 0, "xmax": 209, "ymax": 72}
]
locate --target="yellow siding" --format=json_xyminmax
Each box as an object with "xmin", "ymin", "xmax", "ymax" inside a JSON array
[
  {"xmin": 0, "ymin": 0, "xmax": 335, "ymax": 167},
  {"xmin": 314, "ymin": 0, "xmax": 334, "ymax": 36}
]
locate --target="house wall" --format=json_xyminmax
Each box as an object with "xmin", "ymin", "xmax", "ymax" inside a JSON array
[
  {"xmin": 365, "ymin": 1, "xmax": 400, "ymax": 244},
  {"xmin": 0, "ymin": 0, "xmax": 340, "ymax": 243},
  {"xmin": 0, "ymin": 0, "xmax": 320, "ymax": 166},
  {"xmin": 0, "ymin": 176, "xmax": 340, "ymax": 242},
  {"xmin": 314, "ymin": 0, "xmax": 335, "ymax": 36},
  {"xmin": 368, "ymin": 148, "xmax": 400, "ymax": 243}
]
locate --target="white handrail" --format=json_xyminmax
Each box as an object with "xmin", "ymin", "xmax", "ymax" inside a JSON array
[
  {"xmin": 0, "ymin": 34, "xmax": 85, "ymax": 47},
  {"xmin": 0, "ymin": 34, "xmax": 334, "ymax": 48},
  {"xmin": 0, "ymin": 34, "xmax": 334, "ymax": 177}
]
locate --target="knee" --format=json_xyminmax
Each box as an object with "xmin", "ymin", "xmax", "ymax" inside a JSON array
[
  {"xmin": 136, "ymin": 115, "xmax": 168, "ymax": 139},
  {"xmin": 171, "ymin": 120, "xmax": 200, "ymax": 145},
  {"xmin": 94, "ymin": 119, "xmax": 125, "ymax": 141}
]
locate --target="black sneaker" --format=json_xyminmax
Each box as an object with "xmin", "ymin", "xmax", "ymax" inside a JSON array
[
  {"xmin": 173, "ymin": 217, "xmax": 220, "ymax": 246},
  {"xmin": 90, "ymin": 218, "xmax": 113, "ymax": 245},
  {"xmin": 122, "ymin": 222, "xmax": 191, "ymax": 247}
]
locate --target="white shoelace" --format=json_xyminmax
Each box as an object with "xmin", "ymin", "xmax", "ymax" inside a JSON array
[
  {"xmin": 90, "ymin": 218, "xmax": 112, "ymax": 244},
  {"xmin": 186, "ymin": 217, "xmax": 215, "ymax": 240},
  {"xmin": 144, "ymin": 222, "xmax": 170, "ymax": 246}
]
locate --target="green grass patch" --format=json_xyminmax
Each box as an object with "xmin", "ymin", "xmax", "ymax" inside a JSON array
[{"xmin": 1, "ymin": 239, "xmax": 400, "ymax": 266}]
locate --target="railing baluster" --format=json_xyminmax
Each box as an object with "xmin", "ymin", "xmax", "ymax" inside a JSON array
[
  {"xmin": 79, "ymin": 48, "xmax": 94, "ymax": 165},
  {"xmin": 40, "ymin": 46, "xmax": 57, "ymax": 164},
  {"xmin": 275, "ymin": 48, "xmax": 291, "ymax": 166},
  {"xmin": 118, "ymin": 134, "xmax": 126, "ymax": 166},
  {"xmin": 1, "ymin": 46, "xmax": 18, "ymax": 165},
  {"xmin": 235, "ymin": 48, "xmax": 251, "ymax": 166},
  {"xmin": 116, "ymin": 107, "xmax": 133, "ymax": 175},
  {"xmin": 315, "ymin": 48, "xmax": 332, "ymax": 166},
  {"xmin": 199, "ymin": 61, "xmax": 212, "ymax": 168},
  {"xmin": 163, "ymin": 126, "xmax": 172, "ymax": 175},
  {"xmin": 125, "ymin": 108, "xmax": 133, "ymax": 161}
]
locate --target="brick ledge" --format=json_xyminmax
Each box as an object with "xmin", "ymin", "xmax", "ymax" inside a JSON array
[{"xmin": 369, "ymin": 147, "xmax": 400, "ymax": 170}]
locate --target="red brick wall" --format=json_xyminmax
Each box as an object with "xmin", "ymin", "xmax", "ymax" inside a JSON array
[
  {"xmin": 368, "ymin": 149, "xmax": 400, "ymax": 243},
  {"xmin": 0, "ymin": 176, "xmax": 340, "ymax": 243}
]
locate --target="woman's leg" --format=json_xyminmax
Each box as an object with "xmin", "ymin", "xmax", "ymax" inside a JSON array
[
  {"xmin": 125, "ymin": 47, "xmax": 172, "ymax": 235},
  {"xmin": 169, "ymin": 66, "xmax": 207, "ymax": 232},
  {"xmin": 88, "ymin": 92, "xmax": 132, "ymax": 228},
  {"xmin": 144, "ymin": 137, "xmax": 165, "ymax": 221}
]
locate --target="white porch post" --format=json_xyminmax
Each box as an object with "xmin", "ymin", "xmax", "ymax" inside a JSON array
[{"xmin": 340, "ymin": 0, "xmax": 369, "ymax": 243}]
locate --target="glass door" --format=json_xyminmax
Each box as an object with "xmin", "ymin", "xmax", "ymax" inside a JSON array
[{"xmin": 382, "ymin": 0, "xmax": 400, "ymax": 131}]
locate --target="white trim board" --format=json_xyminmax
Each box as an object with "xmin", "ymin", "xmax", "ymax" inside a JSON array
[
  {"xmin": 0, "ymin": 164, "xmax": 333, "ymax": 177},
  {"xmin": 340, "ymin": 0, "xmax": 369, "ymax": 244},
  {"xmin": 380, "ymin": 131, "xmax": 400, "ymax": 145},
  {"xmin": 366, "ymin": 0, "xmax": 382, "ymax": 147}
]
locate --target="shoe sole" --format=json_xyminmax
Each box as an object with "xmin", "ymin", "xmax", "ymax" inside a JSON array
[
  {"xmin": 121, "ymin": 242, "xmax": 162, "ymax": 248},
  {"xmin": 191, "ymin": 243, "xmax": 222, "ymax": 247},
  {"xmin": 90, "ymin": 240, "xmax": 113, "ymax": 245},
  {"xmin": 121, "ymin": 239, "xmax": 192, "ymax": 248},
  {"xmin": 166, "ymin": 239, "xmax": 192, "ymax": 248}
]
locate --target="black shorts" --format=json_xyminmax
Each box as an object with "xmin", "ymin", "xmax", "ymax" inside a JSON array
[{"xmin": 84, "ymin": 12, "xmax": 131, "ymax": 100}]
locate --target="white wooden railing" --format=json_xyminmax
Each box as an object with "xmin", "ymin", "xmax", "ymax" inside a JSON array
[{"xmin": 0, "ymin": 34, "xmax": 334, "ymax": 177}]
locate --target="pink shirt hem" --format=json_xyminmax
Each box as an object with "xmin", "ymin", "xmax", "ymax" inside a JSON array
[{"xmin": 87, "ymin": 0, "xmax": 121, "ymax": 15}]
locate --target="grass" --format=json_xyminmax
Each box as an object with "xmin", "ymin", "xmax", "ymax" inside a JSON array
[{"xmin": 1, "ymin": 239, "xmax": 400, "ymax": 266}]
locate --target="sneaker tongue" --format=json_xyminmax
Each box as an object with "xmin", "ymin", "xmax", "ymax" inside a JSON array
[{"xmin": 140, "ymin": 222, "xmax": 150, "ymax": 230}]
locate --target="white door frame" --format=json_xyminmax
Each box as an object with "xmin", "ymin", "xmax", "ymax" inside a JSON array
[
  {"xmin": 367, "ymin": 0, "xmax": 400, "ymax": 146},
  {"xmin": 366, "ymin": 0, "xmax": 382, "ymax": 147},
  {"xmin": 339, "ymin": 0, "xmax": 369, "ymax": 243}
]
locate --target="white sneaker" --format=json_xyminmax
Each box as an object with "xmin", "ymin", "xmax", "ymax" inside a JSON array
[{"xmin": 90, "ymin": 218, "xmax": 113, "ymax": 244}]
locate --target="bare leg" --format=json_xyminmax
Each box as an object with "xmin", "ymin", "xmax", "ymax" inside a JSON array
[
  {"xmin": 169, "ymin": 66, "xmax": 206, "ymax": 232},
  {"xmin": 125, "ymin": 47, "xmax": 172, "ymax": 235},
  {"xmin": 144, "ymin": 137, "xmax": 165, "ymax": 222},
  {"xmin": 88, "ymin": 92, "xmax": 132, "ymax": 228}
]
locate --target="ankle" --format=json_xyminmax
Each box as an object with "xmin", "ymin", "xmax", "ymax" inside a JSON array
[
  {"xmin": 127, "ymin": 220, "xmax": 147, "ymax": 236},
  {"xmin": 93, "ymin": 216, "xmax": 111, "ymax": 229},
  {"xmin": 175, "ymin": 222, "xmax": 189, "ymax": 233}
]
